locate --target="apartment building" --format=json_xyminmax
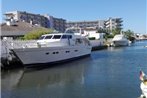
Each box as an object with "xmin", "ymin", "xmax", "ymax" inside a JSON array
[
  {"xmin": 66, "ymin": 18, "xmax": 123, "ymax": 31},
  {"xmin": 4, "ymin": 11, "xmax": 49, "ymax": 27},
  {"xmin": 44, "ymin": 15, "xmax": 66, "ymax": 32},
  {"xmin": 66, "ymin": 20, "xmax": 105, "ymax": 29},
  {"xmin": 105, "ymin": 17, "xmax": 123, "ymax": 31},
  {"xmin": 4, "ymin": 11, "xmax": 122, "ymax": 32},
  {"xmin": 4, "ymin": 11, "xmax": 66, "ymax": 32}
]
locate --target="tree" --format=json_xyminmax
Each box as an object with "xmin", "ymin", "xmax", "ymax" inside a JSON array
[
  {"xmin": 97, "ymin": 28, "xmax": 111, "ymax": 34},
  {"xmin": 97, "ymin": 28, "xmax": 107, "ymax": 33},
  {"xmin": 23, "ymin": 28, "xmax": 53, "ymax": 40},
  {"xmin": 123, "ymin": 29, "xmax": 134, "ymax": 37},
  {"xmin": 111, "ymin": 28, "xmax": 121, "ymax": 36},
  {"xmin": 104, "ymin": 33, "xmax": 114, "ymax": 40},
  {"xmin": 123, "ymin": 29, "xmax": 135, "ymax": 42}
]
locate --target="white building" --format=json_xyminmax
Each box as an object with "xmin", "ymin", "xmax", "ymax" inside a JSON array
[
  {"xmin": 83, "ymin": 27, "xmax": 104, "ymax": 46},
  {"xmin": 105, "ymin": 17, "xmax": 123, "ymax": 31},
  {"xmin": 66, "ymin": 20, "xmax": 105, "ymax": 29},
  {"xmin": 4, "ymin": 11, "xmax": 66, "ymax": 32},
  {"xmin": 83, "ymin": 27, "xmax": 103, "ymax": 39}
]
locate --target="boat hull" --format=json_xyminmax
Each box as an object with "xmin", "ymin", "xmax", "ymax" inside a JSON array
[
  {"xmin": 112, "ymin": 40, "xmax": 128, "ymax": 46},
  {"xmin": 11, "ymin": 46, "xmax": 91, "ymax": 67},
  {"xmin": 25, "ymin": 54, "xmax": 90, "ymax": 68},
  {"xmin": 112, "ymin": 34, "xmax": 129, "ymax": 47}
]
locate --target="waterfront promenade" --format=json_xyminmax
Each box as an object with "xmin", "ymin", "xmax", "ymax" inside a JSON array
[{"xmin": 1, "ymin": 40, "xmax": 147, "ymax": 98}]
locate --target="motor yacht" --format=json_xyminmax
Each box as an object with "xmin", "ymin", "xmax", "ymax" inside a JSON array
[
  {"xmin": 10, "ymin": 33, "xmax": 92, "ymax": 67},
  {"xmin": 112, "ymin": 34, "xmax": 128, "ymax": 46}
]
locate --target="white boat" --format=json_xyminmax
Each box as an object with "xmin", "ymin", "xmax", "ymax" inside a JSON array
[
  {"xmin": 139, "ymin": 71, "xmax": 147, "ymax": 98},
  {"xmin": 112, "ymin": 34, "xmax": 128, "ymax": 46},
  {"xmin": 140, "ymin": 82, "xmax": 147, "ymax": 98},
  {"xmin": 10, "ymin": 33, "xmax": 92, "ymax": 67}
]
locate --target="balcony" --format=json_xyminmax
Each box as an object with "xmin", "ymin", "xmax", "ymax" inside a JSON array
[
  {"xmin": 105, "ymin": 21, "xmax": 110, "ymax": 25},
  {"xmin": 116, "ymin": 24, "xmax": 123, "ymax": 27},
  {"xmin": 105, "ymin": 25, "xmax": 110, "ymax": 28},
  {"xmin": 115, "ymin": 19, "xmax": 123, "ymax": 23}
]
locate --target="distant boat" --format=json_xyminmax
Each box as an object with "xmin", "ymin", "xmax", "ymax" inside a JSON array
[{"xmin": 112, "ymin": 34, "xmax": 128, "ymax": 46}]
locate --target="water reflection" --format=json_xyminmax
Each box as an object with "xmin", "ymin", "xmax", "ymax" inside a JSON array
[
  {"xmin": 107, "ymin": 46, "xmax": 129, "ymax": 52},
  {"xmin": 17, "ymin": 65, "xmax": 85, "ymax": 89},
  {"xmin": 1, "ymin": 69, "xmax": 24, "ymax": 90},
  {"xmin": 2, "ymin": 57, "xmax": 92, "ymax": 90}
]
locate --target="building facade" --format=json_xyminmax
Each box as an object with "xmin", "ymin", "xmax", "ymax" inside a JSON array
[
  {"xmin": 66, "ymin": 17, "xmax": 123, "ymax": 31},
  {"xmin": 66, "ymin": 20, "xmax": 105, "ymax": 29},
  {"xmin": 4, "ymin": 11, "xmax": 122, "ymax": 32},
  {"xmin": 105, "ymin": 17, "xmax": 123, "ymax": 31},
  {"xmin": 4, "ymin": 11, "xmax": 66, "ymax": 32},
  {"xmin": 4, "ymin": 11, "xmax": 50, "ymax": 28},
  {"xmin": 44, "ymin": 15, "xmax": 66, "ymax": 32}
]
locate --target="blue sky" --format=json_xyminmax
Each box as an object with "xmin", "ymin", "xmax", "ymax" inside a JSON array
[{"xmin": 1, "ymin": 0, "xmax": 146, "ymax": 33}]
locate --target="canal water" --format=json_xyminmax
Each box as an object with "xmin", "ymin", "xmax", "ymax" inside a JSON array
[{"xmin": 1, "ymin": 41, "xmax": 147, "ymax": 98}]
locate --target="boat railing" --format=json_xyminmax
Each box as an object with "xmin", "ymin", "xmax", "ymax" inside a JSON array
[
  {"xmin": 1, "ymin": 40, "xmax": 38, "ymax": 49},
  {"xmin": 1, "ymin": 39, "xmax": 70, "ymax": 50},
  {"xmin": 37, "ymin": 41, "xmax": 69, "ymax": 47}
]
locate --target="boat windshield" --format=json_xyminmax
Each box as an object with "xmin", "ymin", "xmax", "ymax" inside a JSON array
[
  {"xmin": 45, "ymin": 35, "xmax": 53, "ymax": 39},
  {"xmin": 38, "ymin": 36, "xmax": 45, "ymax": 40},
  {"xmin": 52, "ymin": 35, "xmax": 61, "ymax": 39}
]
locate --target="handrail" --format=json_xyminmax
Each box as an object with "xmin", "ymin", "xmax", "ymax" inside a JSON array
[{"xmin": 1, "ymin": 40, "xmax": 38, "ymax": 49}]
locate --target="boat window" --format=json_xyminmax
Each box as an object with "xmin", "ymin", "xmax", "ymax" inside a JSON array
[
  {"xmin": 45, "ymin": 35, "xmax": 52, "ymax": 39},
  {"xmin": 52, "ymin": 35, "xmax": 61, "ymax": 39},
  {"xmin": 65, "ymin": 51, "xmax": 70, "ymax": 53},
  {"xmin": 74, "ymin": 50, "xmax": 78, "ymax": 52},
  {"xmin": 46, "ymin": 52, "xmax": 49, "ymax": 55},
  {"xmin": 67, "ymin": 35, "xmax": 72, "ymax": 39},
  {"xmin": 56, "ymin": 52, "xmax": 59, "ymax": 54},
  {"xmin": 62, "ymin": 35, "xmax": 67, "ymax": 39},
  {"xmin": 61, "ymin": 35, "xmax": 72, "ymax": 39},
  {"xmin": 76, "ymin": 38, "xmax": 82, "ymax": 43},
  {"xmin": 52, "ymin": 51, "xmax": 59, "ymax": 54},
  {"xmin": 53, "ymin": 52, "xmax": 56, "ymax": 54},
  {"xmin": 38, "ymin": 36, "xmax": 45, "ymax": 40}
]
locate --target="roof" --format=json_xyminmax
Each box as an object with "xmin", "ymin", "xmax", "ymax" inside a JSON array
[
  {"xmin": 1, "ymin": 21, "xmax": 49, "ymax": 36},
  {"xmin": 1, "ymin": 31, "xmax": 28, "ymax": 36}
]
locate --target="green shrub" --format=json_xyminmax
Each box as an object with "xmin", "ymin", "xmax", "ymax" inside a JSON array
[
  {"xmin": 107, "ymin": 34, "xmax": 114, "ymax": 38},
  {"xmin": 104, "ymin": 34, "xmax": 114, "ymax": 40},
  {"xmin": 23, "ymin": 28, "xmax": 53, "ymax": 40}
]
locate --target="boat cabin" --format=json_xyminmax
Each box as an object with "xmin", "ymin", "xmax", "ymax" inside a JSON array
[{"xmin": 37, "ymin": 33, "xmax": 90, "ymax": 47}]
